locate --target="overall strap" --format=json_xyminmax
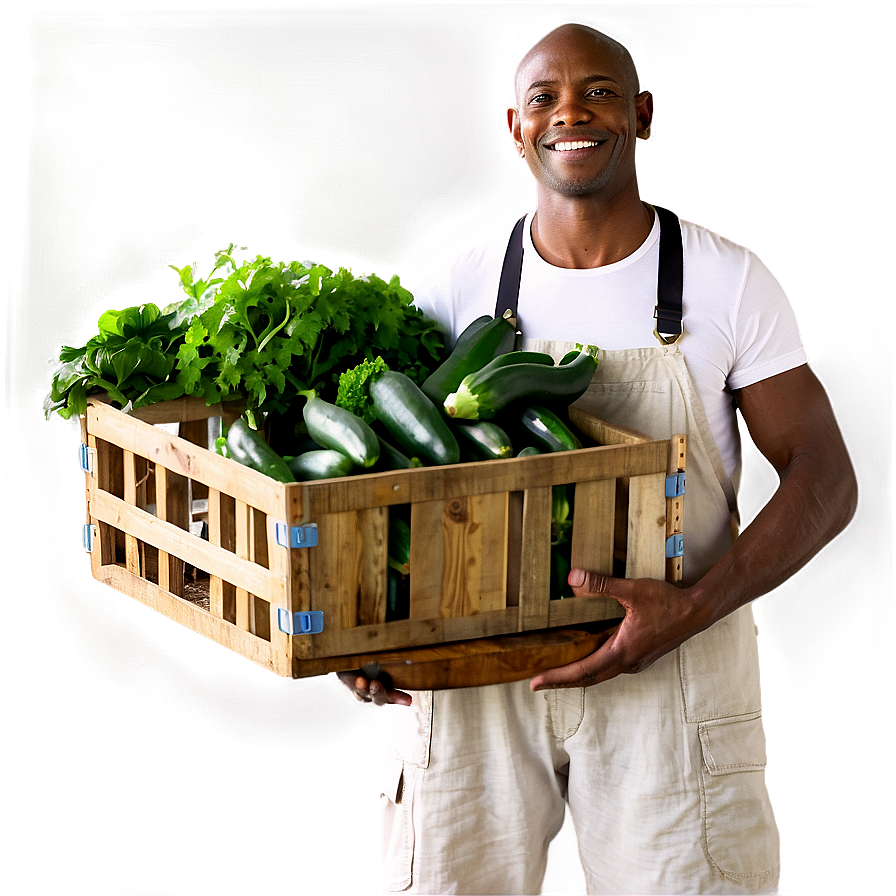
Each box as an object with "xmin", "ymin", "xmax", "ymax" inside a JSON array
[
  {"xmin": 652, "ymin": 205, "xmax": 683, "ymax": 344},
  {"xmin": 494, "ymin": 215, "xmax": 527, "ymax": 328},
  {"xmin": 493, "ymin": 207, "xmax": 684, "ymax": 344}
]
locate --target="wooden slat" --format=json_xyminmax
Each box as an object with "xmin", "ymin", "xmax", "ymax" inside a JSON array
[
  {"xmin": 89, "ymin": 489, "xmax": 284, "ymax": 602},
  {"xmin": 570, "ymin": 478, "xmax": 616, "ymax": 575},
  {"xmin": 89, "ymin": 435, "xmax": 120, "ymax": 572},
  {"xmin": 517, "ymin": 486, "xmax": 552, "ymax": 631},
  {"xmin": 207, "ymin": 488, "xmax": 237, "ymax": 623},
  {"xmin": 122, "ymin": 450, "xmax": 141, "ymax": 576},
  {"xmin": 155, "ymin": 465, "xmax": 189, "ymax": 596},
  {"xmin": 94, "ymin": 564, "xmax": 282, "ymax": 675},
  {"xmin": 263, "ymin": 513, "xmax": 293, "ymax": 676},
  {"xmin": 357, "ymin": 506, "xmax": 389, "ymax": 626},
  {"xmin": 302, "ymin": 606, "xmax": 520, "ymax": 658},
  {"xmin": 665, "ymin": 434, "xmax": 687, "ymax": 583},
  {"xmin": 244, "ymin": 505, "xmax": 269, "ymax": 636},
  {"xmin": 568, "ymin": 405, "xmax": 649, "ymax": 446},
  {"xmin": 291, "ymin": 626, "xmax": 615, "ymax": 684},
  {"xmin": 299, "ymin": 441, "xmax": 669, "ymax": 515},
  {"xmin": 306, "ymin": 511, "xmax": 362, "ymax": 657},
  {"xmin": 87, "ymin": 401, "xmax": 287, "ymax": 517},
  {"xmin": 440, "ymin": 492, "xmax": 508, "ymax": 618},
  {"xmin": 548, "ymin": 595, "xmax": 624, "ymax": 627},
  {"xmin": 96, "ymin": 394, "xmax": 245, "ymax": 426},
  {"xmin": 281, "ymin": 481, "xmax": 311, "ymax": 656},
  {"xmin": 235, "ymin": 500, "xmax": 252, "ymax": 632},
  {"xmin": 409, "ymin": 500, "xmax": 444, "ymax": 619},
  {"xmin": 179, "ymin": 418, "xmax": 209, "ymax": 449},
  {"xmin": 625, "ymin": 471, "xmax": 667, "ymax": 580}
]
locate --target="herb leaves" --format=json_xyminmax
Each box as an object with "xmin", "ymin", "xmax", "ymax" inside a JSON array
[{"xmin": 45, "ymin": 246, "xmax": 444, "ymax": 422}]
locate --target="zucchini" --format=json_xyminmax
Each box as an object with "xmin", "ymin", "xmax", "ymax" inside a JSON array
[
  {"xmin": 370, "ymin": 371, "xmax": 460, "ymax": 466},
  {"xmin": 388, "ymin": 516, "xmax": 411, "ymax": 575},
  {"xmin": 373, "ymin": 435, "xmax": 423, "ymax": 471},
  {"xmin": 453, "ymin": 420, "xmax": 514, "ymax": 461},
  {"xmin": 551, "ymin": 541, "xmax": 573, "ymax": 600},
  {"xmin": 286, "ymin": 449, "xmax": 355, "ymax": 481},
  {"xmin": 300, "ymin": 391, "xmax": 380, "ymax": 468},
  {"xmin": 518, "ymin": 405, "xmax": 583, "ymax": 452},
  {"xmin": 225, "ymin": 417, "xmax": 296, "ymax": 482},
  {"xmin": 444, "ymin": 349, "xmax": 598, "ymax": 420},
  {"xmin": 421, "ymin": 315, "xmax": 516, "ymax": 405},
  {"xmin": 470, "ymin": 350, "xmax": 555, "ymax": 372},
  {"xmin": 516, "ymin": 445, "xmax": 541, "ymax": 457},
  {"xmin": 386, "ymin": 567, "xmax": 410, "ymax": 621}
]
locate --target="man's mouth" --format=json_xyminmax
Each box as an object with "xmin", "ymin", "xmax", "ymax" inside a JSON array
[{"xmin": 546, "ymin": 139, "xmax": 604, "ymax": 152}]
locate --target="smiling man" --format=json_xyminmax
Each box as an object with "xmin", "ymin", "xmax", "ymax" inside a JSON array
[{"xmin": 345, "ymin": 23, "xmax": 857, "ymax": 895}]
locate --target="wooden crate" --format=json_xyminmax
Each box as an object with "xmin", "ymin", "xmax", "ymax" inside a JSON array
[{"xmin": 79, "ymin": 396, "xmax": 686, "ymax": 679}]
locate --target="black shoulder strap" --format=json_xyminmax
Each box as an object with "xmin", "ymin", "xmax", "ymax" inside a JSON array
[
  {"xmin": 652, "ymin": 205, "xmax": 683, "ymax": 342},
  {"xmin": 494, "ymin": 215, "xmax": 526, "ymax": 325},
  {"xmin": 494, "ymin": 207, "xmax": 683, "ymax": 343}
]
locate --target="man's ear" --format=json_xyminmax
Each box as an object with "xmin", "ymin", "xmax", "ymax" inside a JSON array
[
  {"xmin": 635, "ymin": 91, "xmax": 653, "ymax": 139},
  {"xmin": 508, "ymin": 107, "xmax": 525, "ymax": 157}
]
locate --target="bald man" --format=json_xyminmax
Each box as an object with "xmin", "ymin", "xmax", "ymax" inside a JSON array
[{"xmin": 346, "ymin": 24, "xmax": 856, "ymax": 895}]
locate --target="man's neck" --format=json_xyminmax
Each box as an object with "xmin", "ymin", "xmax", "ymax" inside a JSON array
[{"xmin": 530, "ymin": 192, "xmax": 654, "ymax": 269}]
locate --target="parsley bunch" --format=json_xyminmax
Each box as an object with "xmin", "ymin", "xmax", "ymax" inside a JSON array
[{"xmin": 45, "ymin": 245, "xmax": 445, "ymax": 422}]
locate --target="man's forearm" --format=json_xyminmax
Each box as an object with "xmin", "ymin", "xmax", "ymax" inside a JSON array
[{"xmin": 688, "ymin": 445, "xmax": 858, "ymax": 628}]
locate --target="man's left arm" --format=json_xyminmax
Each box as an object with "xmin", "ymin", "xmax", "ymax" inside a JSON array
[{"xmin": 530, "ymin": 363, "xmax": 858, "ymax": 691}]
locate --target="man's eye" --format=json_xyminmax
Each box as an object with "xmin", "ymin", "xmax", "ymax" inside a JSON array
[
  {"xmin": 528, "ymin": 93, "xmax": 553, "ymax": 105},
  {"xmin": 587, "ymin": 88, "xmax": 616, "ymax": 98}
]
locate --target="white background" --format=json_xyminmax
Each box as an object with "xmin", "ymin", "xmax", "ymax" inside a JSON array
[{"xmin": 2, "ymin": 2, "xmax": 893, "ymax": 894}]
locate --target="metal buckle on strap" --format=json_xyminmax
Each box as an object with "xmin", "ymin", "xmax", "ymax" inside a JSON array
[
  {"xmin": 653, "ymin": 327, "xmax": 682, "ymax": 346},
  {"xmin": 653, "ymin": 307, "xmax": 682, "ymax": 345}
]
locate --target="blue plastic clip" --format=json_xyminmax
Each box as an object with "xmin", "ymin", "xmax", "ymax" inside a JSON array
[
  {"xmin": 665, "ymin": 533, "xmax": 684, "ymax": 558},
  {"xmin": 82, "ymin": 523, "xmax": 96, "ymax": 553},
  {"xmin": 275, "ymin": 523, "xmax": 319, "ymax": 549},
  {"xmin": 277, "ymin": 609, "xmax": 324, "ymax": 635},
  {"xmin": 79, "ymin": 443, "xmax": 95, "ymax": 475},
  {"xmin": 665, "ymin": 472, "xmax": 685, "ymax": 498}
]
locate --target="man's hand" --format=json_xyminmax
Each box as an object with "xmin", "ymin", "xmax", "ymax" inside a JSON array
[
  {"xmin": 336, "ymin": 670, "xmax": 413, "ymax": 706},
  {"xmin": 531, "ymin": 365, "xmax": 857, "ymax": 692},
  {"xmin": 530, "ymin": 569, "xmax": 708, "ymax": 691}
]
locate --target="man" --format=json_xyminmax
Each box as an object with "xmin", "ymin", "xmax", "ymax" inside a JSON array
[{"xmin": 344, "ymin": 23, "xmax": 857, "ymax": 895}]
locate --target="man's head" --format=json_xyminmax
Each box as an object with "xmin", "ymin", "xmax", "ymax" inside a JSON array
[{"xmin": 508, "ymin": 24, "xmax": 652, "ymax": 201}]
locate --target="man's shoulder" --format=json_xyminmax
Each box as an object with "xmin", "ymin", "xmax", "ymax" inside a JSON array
[
  {"xmin": 443, "ymin": 212, "xmax": 528, "ymax": 268},
  {"xmin": 678, "ymin": 216, "xmax": 754, "ymax": 259},
  {"xmin": 413, "ymin": 213, "xmax": 527, "ymax": 290}
]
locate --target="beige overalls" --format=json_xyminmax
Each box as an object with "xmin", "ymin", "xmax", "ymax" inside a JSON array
[{"xmin": 378, "ymin": 209, "xmax": 780, "ymax": 895}]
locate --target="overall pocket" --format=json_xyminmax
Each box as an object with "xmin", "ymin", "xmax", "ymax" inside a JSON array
[
  {"xmin": 698, "ymin": 713, "xmax": 780, "ymax": 884},
  {"xmin": 379, "ymin": 755, "xmax": 415, "ymax": 892},
  {"xmin": 679, "ymin": 606, "xmax": 763, "ymax": 722},
  {"xmin": 379, "ymin": 692, "xmax": 433, "ymax": 891}
]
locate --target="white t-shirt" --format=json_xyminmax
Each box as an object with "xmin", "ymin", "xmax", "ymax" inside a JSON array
[{"xmin": 409, "ymin": 210, "xmax": 808, "ymax": 481}]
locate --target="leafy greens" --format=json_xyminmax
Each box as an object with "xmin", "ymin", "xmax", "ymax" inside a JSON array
[{"xmin": 45, "ymin": 245, "xmax": 445, "ymax": 422}]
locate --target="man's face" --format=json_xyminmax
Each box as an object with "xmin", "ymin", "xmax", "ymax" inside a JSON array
[{"xmin": 509, "ymin": 31, "xmax": 652, "ymax": 200}]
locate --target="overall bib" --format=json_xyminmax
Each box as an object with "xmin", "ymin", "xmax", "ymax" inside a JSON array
[{"xmin": 378, "ymin": 208, "xmax": 780, "ymax": 895}]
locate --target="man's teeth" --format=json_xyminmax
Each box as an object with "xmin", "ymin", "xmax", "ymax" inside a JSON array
[{"xmin": 551, "ymin": 140, "xmax": 600, "ymax": 151}]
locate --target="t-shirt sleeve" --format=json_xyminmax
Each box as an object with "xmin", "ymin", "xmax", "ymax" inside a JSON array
[
  {"xmin": 727, "ymin": 254, "xmax": 808, "ymax": 390},
  {"xmin": 405, "ymin": 261, "xmax": 456, "ymax": 340}
]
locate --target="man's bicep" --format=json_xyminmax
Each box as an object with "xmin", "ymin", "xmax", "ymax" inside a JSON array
[{"xmin": 733, "ymin": 364, "xmax": 847, "ymax": 475}]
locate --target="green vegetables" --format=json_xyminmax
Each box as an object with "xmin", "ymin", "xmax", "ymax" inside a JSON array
[
  {"xmin": 43, "ymin": 303, "xmax": 186, "ymax": 419},
  {"xmin": 335, "ymin": 356, "xmax": 390, "ymax": 424},
  {"xmin": 45, "ymin": 245, "xmax": 444, "ymax": 421}
]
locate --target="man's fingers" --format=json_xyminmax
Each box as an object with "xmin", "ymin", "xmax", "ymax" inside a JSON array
[
  {"xmin": 529, "ymin": 624, "xmax": 619, "ymax": 690},
  {"xmin": 568, "ymin": 569, "xmax": 629, "ymax": 598},
  {"xmin": 335, "ymin": 670, "xmax": 413, "ymax": 706}
]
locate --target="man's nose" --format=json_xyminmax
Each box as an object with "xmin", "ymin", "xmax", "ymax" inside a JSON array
[{"xmin": 552, "ymin": 93, "xmax": 592, "ymax": 127}]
